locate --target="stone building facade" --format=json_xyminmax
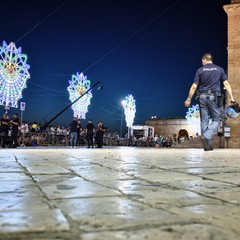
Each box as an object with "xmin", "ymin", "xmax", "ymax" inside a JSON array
[
  {"xmin": 145, "ymin": 118, "xmax": 199, "ymax": 139},
  {"xmin": 224, "ymin": 1, "xmax": 240, "ymax": 148}
]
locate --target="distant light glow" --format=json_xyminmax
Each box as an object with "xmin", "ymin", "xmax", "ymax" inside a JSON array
[
  {"xmin": 121, "ymin": 100, "xmax": 126, "ymax": 106},
  {"xmin": 123, "ymin": 94, "xmax": 136, "ymax": 127},
  {"xmin": 67, "ymin": 72, "xmax": 92, "ymax": 119},
  {"xmin": 0, "ymin": 41, "xmax": 30, "ymax": 108}
]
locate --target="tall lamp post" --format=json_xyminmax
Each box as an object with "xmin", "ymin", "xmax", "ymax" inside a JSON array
[{"xmin": 120, "ymin": 100, "xmax": 126, "ymax": 138}]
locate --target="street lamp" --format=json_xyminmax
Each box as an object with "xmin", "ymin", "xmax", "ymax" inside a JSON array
[{"xmin": 120, "ymin": 100, "xmax": 126, "ymax": 138}]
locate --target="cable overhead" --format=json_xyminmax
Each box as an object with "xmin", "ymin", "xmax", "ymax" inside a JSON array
[
  {"xmin": 27, "ymin": 81, "xmax": 67, "ymax": 94},
  {"xmin": 83, "ymin": 0, "xmax": 181, "ymax": 72},
  {"xmin": 14, "ymin": 0, "xmax": 180, "ymax": 95},
  {"xmin": 11, "ymin": 0, "xmax": 181, "ymax": 121},
  {"xmin": 15, "ymin": 0, "xmax": 69, "ymax": 44}
]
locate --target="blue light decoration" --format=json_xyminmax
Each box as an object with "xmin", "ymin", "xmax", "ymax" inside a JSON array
[
  {"xmin": 67, "ymin": 72, "xmax": 92, "ymax": 119},
  {"xmin": 123, "ymin": 94, "xmax": 136, "ymax": 127},
  {"xmin": 185, "ymin": 104, "xmax": 201, "ymax": 135},
  {"xmin": 0, "ymin": 41, "xmax": 30, "ymax": 109}
]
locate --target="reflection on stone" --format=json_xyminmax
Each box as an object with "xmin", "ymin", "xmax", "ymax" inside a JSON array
[{"xmin": 0, "ymin": 147, "xmax": 239, "ymax": 239}]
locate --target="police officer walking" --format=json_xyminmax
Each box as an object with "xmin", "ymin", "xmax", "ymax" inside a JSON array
[{"xmin": 184, "ymin": 53, "xmax": 235, "ymax": 151}]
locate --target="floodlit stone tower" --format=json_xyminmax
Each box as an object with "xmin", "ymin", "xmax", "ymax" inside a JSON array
[{"xmin": 224, "ymin": 0, "xmax": 240, "ymax": 148}]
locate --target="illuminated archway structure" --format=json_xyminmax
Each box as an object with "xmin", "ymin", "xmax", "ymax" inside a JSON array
[
  {"xmin": 67, "ymin": 72, "xmax": 92, "ymax": 119},
  {"xmin": 0, "ymin": 41, "xmax": 30, "ymax": 109},
  {"xmin": 185, "ymin": 104, "xmax": 201, "ymax": 136},
  {"xmin": 123, "ymin": 94, "xmax": 136, "ymax": 128}
]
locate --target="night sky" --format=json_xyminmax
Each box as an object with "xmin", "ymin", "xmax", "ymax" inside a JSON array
[{"xmin": 0, "ymin": 0, "xmax": 231, "ymax": 134}]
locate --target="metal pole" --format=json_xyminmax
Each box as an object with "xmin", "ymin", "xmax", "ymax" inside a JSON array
[
  {"xmin": 4, "ymin": 105, "xmax": 10, "ymax": 114},
  {"xmin": 20, "ymin": 110, "xmax": 23, "ymax": 123},
  {"xmin": 120, "ymin": 107, "xmax": 123, "ymax": 138},
  {"xmin": 45, "ymin": 81, "xmax": 102, "ymax": 127}
]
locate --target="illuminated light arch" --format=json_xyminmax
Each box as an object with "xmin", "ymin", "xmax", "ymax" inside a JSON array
[
  {"xmin": 67, "ymin": 72, "xmax": 92, "ymax": 119},
  {"xmin": 123, "ymin": 94, "xmax": 136, "ymax": 127},
  {"xmin": 0, "ymin": 41, "xmax": 30, "ymax": 108},
  {"xmin": 185, "ymin": 104, "xmax": 201, "ymax": 136}
]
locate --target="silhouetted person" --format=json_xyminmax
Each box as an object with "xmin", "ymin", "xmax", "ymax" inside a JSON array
[
  {"xmin": 96, "ymin": 121, "xmax": 106, "ymax": 148},
  {"xmin": 0, "ymin": 113, "xmax": 10, "ymax": 148},
  {"xmin": 69, "ymin": 117, "xmax": 79, "ymax": 148},
  {"xmin": 77, "ymin": 119, "xmax": 82, "ymax": 146},
  {"xmin": 10, "ymin": 113, "xmax": 20, "ymax": 147},
  {"xmin": 86, "ymin": 119, "xmax": 95, "ymax": 148}
]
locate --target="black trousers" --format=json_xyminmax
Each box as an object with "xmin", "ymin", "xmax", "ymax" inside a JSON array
[
  {"xmin": 97, "ymin": 132, "xmax": 104, "ymax": 148},
  {"xmin": 0, "ymin": 131, "xmax": 7, "ymax": 147},
  {"xmin": 87, "ymin": 132, "xmax": 94, "ymax": 147},
  {"xmin": 11, "ymin": 131, "xmax": 18, "ymax": 146}
]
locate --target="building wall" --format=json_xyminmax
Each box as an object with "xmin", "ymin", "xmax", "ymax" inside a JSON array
[
  {"xmin": 145, "ymin": 119, "xmax": 199, "ymax": 138},
  {"xmin": 224, "ymin": 2, "xmax": 240, "ymax": 148}
]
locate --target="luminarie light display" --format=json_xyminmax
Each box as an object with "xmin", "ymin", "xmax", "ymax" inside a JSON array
[
  {"xmin": 67, "ymin": 72, "xmax": 92, "ymax": 119},
  {"xmin": 123, "ymin": 94, "xmax": 136, "ymax": 128},
  {"xmin": 185, "ymin": 104, "xmax": 201, "ymax": 136},
  {"xmin": 0, "ymin": 41, "xmax": 30, "ymax": 108}
]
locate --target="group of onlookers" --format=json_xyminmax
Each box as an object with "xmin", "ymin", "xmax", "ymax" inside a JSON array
[
  {"xmin": 1, "ymin": 115, "xmax": 176, "ymax": 148},
  {"xmin": 68, "ymin": 117, "xmax": 107, "ymax": 148},
  {"xmin": 0, "ymin": 115, "xmax": 109, "ymax": 148}
]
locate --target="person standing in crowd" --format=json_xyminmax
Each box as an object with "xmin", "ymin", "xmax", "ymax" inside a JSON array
[
  {"xmin": 20, "ymin": 121, "xmax": 29, "ymax": 135},
  {"xmin": 96, "ymin": 121, "xmax": 106, "ymax": 148},
  {"xmin": 69, "ymin": 117, "xmax": 79, "ymax": 148},
  {"xmin": 184, "ymin": 53, "xmax": 235, "ymax": 151},
  {"xmin": 19, "ymin": 121, "xmax": 29, "ymax": 147},
  {"xmin": 0, "ymin": 113, "xmax": 10, "ymax": 148},
  {"xmin": 10, "ymin": 113, "xmax": 20, "ymax": 147},
  {"xmin": 31, "ymin": 121, "xmax": 38, "ymax": 132},
  {"xmin": 77, "ymin": 119, "xmax": 82, "ymax": 146},
  {"xmin": 86, "ymin": 119, "xmax": 95, "ymax": 148}
]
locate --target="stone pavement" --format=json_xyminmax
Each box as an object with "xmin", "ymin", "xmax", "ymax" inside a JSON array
[{"xmin": 0, "ymin": 147, "xmax": 240, "ymax": 240}]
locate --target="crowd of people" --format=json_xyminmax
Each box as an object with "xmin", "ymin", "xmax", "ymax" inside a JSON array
[{"xmin": 0, "ymin": 113, "xmax": 176, "ymax": 148}]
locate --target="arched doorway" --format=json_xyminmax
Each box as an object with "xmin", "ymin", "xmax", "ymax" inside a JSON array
[{"xmin": 178, "ymin": 129, "xmax": 189, "ymax": 142}]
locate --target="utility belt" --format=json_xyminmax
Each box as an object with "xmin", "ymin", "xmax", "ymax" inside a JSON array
[
  {"xmin": 196, "ymin": 90, "xmax": 224, "ymax": 107},
  {"xmin": 199, "ymin": 90, "xmax": 222, "ymax": 97}
]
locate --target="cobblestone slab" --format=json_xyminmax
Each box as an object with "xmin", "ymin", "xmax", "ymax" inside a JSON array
[
  {"xmin": 56, "ymin": 197, "xmax": 191, "ymax": 231},
  {"xmin": 171, "ymin": 204, "xmax": 240, "ymax": 234},
  {"xmin": 0, "ymin": 172, "xmax": 31, "ymax": 181},
  {"xmin": 69, "ymin": 165, "xmax": 133, "ymax": 180},
  {"xmin": 200, "ymin": 172, "xmax": 240, "ymax": 185},
  {"xmin": 0, "ymin": 180, "xmax": 38, "ymax": 193},
  {"xmin": 0, "ymin": 147, "xmax": 239, "ymax": 240},
  {"xmin": 0, "ymin": 161, "xmax": 24, "ymax": 172},
  {"xmin": 0, "ymin": 193, "xmax": 50, "ymax": 211},
  {"xmin": 0, "ymin": 208, "xmax": 69, "ymax": 233},
  {"xmin": 80, "ymin": 224, "xmax": 240, "ymax": 240},
  {"xmin": 33, "ymin": 175, "xmax": 121, "ymax": 199}
]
